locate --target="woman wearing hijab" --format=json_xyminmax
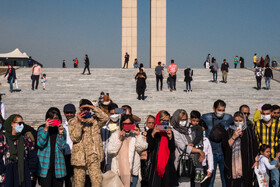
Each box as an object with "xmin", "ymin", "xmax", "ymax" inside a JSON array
[
  {"xmin": 184, "ymin": 67, "xmax": 193, "ymax": 92},
  {"xmin": 37, "ymin": 107, "xmax": 66, "ymax": 187},
  {"xmin": 108, "ymin": 114, "xmax": 148, "ymax": 187},
  {"xmin": 146, "ymin": 110, "xmax": 178, "ymax": 187},
  {"xmin": 0, "ymin": 114, "xmax": 37, "ymax": 187},
  {"xmin": 135, "ymin": 68, "xmax": 147, "ymax": 100},
  {"xmin": 222, "ymin": 111, "xmax": 258, "ymax": 187},
  {"xmin": 171, "ymin": 109, "xmax": 205, "ymax": 186},
  {"xmin": 4, "ymin": 64, "xmax": 16, "ymax": 92}
]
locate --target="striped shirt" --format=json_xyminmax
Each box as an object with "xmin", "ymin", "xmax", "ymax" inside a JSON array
[{"xmin": 254, "ymin": 119, "xmax": 280, "ymax": 160}]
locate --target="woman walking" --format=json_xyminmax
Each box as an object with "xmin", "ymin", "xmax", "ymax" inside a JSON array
[
  {"xmin": 184, "ymin": 67, "xmax": 193, "ymax": 92},
  {"xmin": 4, "ymin": 64, "xmax": 16, "ymax": 92},
  {"xmin": 135, "ymin": 68, "xmax": 147, "ymax": 100}
]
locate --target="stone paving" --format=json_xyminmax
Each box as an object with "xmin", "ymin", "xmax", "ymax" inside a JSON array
[{"xmin": 0, "ymin": 67, "xmax": 279, "ymax": 126}]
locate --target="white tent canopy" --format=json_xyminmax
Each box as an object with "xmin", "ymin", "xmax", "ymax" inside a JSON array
[{"xmin": 0, "ymin": 48, "xmax": 29, "ymax": 58}]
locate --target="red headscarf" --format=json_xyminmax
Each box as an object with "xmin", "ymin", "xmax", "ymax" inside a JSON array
[{"xmin": 154, "ymin": 111, "xmax": 170, "ymax": 178}]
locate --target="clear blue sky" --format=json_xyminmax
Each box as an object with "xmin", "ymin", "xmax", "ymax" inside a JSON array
[{"xmin": 1, "ymin": 0, "xmax": 280, "ymax": 68}]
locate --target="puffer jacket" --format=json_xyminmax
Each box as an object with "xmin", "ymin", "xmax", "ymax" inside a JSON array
[
  {"xmin": 68, "ymin": 106, "xmax": 109, "ymax": 166},
  {"xmin": 108, "ymin": 130, "xmax": 148, "ymax": 183}
]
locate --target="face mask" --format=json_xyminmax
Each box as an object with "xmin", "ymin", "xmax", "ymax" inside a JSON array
[
  {"xmin": 216, "ymin": 112, "xmax": 224, "ymax": 118},
  {"xmin": 110, "ymin": 114, "xmax": 119, "ymax": 122},
  {"xmin": 179, "ymin": 121, "xmax": 187, "ymax": 127},
  {"xmin": 203, "ymin": 131, "xmax": 206, "ymax": 137},
  {"xmin": 109, "ymin": 123, "xmax": 118, "ymax": 132},
  {"xmin": 262, "ymin": 115, "xmax": 271, "ymax": 122},
  {"xmin": 161, "ymin": 122, "xmax": 169, "ymax": 126},
  {"xmin": 0, "ymin": 123, "xmax": 2, "ymax": 130},
  {"xmin": 234, "ymin": 122, "xmax": 244, "ymax": 129},
  {"xmin": 15, "ymin": 124, "xmax": 24, "ymax": 133}
]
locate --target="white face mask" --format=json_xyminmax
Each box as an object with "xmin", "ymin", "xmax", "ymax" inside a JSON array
[
  {"xmin": 262, "ymin": 115, "xmax": 271, "ymax": 122},
  {"xmin": 234, "ymin": 122, "xmax": 244, "ymax": 130},
  {"xmin": 110, "ymin": 114, "xmax": 119, "ymax": 122},
  {"xmin": 179, "ymin": 120, "xmax": 187, "ymax": 127},
  {"xmin": 216, "ymin": 112, "xmax": 224, "ymax": 118}
]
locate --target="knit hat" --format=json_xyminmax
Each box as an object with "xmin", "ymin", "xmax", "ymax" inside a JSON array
[
  {"xmin": 79, "ymin": 99, "xmax": 93, "ymax": 107},
  {"xmin": 63, "ymin": 104, "xmax": 76, "ymax": 113}
]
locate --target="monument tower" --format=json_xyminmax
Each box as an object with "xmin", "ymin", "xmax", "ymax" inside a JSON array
[{"xmin": 122, "ymin": 0, "xmax": 166, "ymax": 68}]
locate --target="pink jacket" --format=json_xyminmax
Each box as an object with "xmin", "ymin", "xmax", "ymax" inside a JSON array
[{"xmin": 32, "ymin": 65, "xmax": 42, "ymax": 75}]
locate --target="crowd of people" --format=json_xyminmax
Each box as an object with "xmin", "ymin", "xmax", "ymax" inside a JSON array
[{"xmin": 0, "ymin": 96, "xmax": 280, "ymax": 187}]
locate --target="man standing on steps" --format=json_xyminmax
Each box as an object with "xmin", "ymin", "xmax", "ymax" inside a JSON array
[
  {"xmin": 123, "ymin": 52, "xmax": 129, "ymax": 69},
  {"xmin": 221, "ymin": 59, "xmax": 229, "ymax": 83},
  {"xmin": 63, "ymin": 103, "xmax": 76, "ymax": 187},
  {"xmin": 234, "ymin": 56, "xmax": 238, "ymax": 68},
  {"xmin": 82, "ymin": 54, "xmax": 91, "ymax": 75},
  {"xmin": 168, "ymin": 59, "xmax": 178, "ymax": 91},
  {"xmin": 201, "ymin": 100, "xmax": 234, "ymax": 187},
  {"xmin": 253, "ymin": 53, "xmax": 257, "ymax": 68},
  {"xmin": 155, "ymin": 61, "xmax": 164, "ymax": 91}
]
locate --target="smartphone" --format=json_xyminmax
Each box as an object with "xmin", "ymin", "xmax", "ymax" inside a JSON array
[
  {"xmin": 115, "ymin": 108, "xmax": 126, "ymax": 114},
  {"xmin": 123, "ymin": 124, "xmax": 135, "ymax": 131},
  {"xmin": 83, "ymin": 113, "xmax": 92, "ymax": 119},
  {"xmin": 48, "ymin": 119, "xmax": 61, "ymax": 126},
  {"xmin": 157, "ymin": 124, "xmax": 169, "ymax": 131}
]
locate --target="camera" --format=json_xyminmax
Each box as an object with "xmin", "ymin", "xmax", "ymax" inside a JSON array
[
  {"xmin": 157, "ymin": 125, "xmax": 169, "ymax": 131},
  {"xmin": 115, "ymin": 108, "xmax": 126, "ymax": 114}
]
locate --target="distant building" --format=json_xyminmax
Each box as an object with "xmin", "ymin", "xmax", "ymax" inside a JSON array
[{"xmin": 0, "ymin": 48, "xmax": 29, "ymax": 66}]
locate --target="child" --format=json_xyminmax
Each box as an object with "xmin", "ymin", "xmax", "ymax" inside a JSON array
[
  {"xmin": 199, "ymin": 120, "xmax": 214, "ymax": 186},
  {"xmin": 41, "ymin": 74, "xmax": 46, "ymax": 90},
  {"xmin": 259, "ymin": 144, "xmax": 280, "ymax": 187},
  {"xmin": 188, "ymin": 110, "xmax": 204, "ymax": 183}
]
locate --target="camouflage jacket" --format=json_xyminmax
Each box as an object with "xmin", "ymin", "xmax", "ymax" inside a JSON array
[{"xmin": 68, "ymin": 107, "xmax": 109, "ymax": 166}]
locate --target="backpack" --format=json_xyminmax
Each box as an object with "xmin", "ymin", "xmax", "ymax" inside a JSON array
[{"xmin": 209, "ymin": 118, "xmax": 226, "ymax": 143}]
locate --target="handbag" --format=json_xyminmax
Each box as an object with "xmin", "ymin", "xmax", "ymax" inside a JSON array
[
  {"xmin": 177, "ymin": 146, "xmax": 195, "ymax": 178},
  {"xmin": 102, "ymin": 170, "xmax": 124, "ymax": 187}
]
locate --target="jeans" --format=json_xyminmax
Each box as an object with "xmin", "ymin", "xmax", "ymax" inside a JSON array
[
  {"xmin": 270, "ymin": 160, "xmax": 279, "ymax": 187},
  {"xmin": 256, "ymin": 76, "xmax": 262, "ymax": 89},
  {"xmin": 209, "ymin": 154, "xmax": 226, "ymax": 187},
  {"xmin": 123, "ymin": 61, "xmax": 128, "ymax": 68},
  {"xmin": 32, "ymin": 75, "xmax": 40, "ymax": 89},
  {"xmin": 234, "ymin": 63, "xmax": 237, "ymax": 68},
  {"xmin": 130, "ymin": 175, "xmax": 138, "ymax": 187},
  {"xmin": 186, "ymin": 81, "xmax": 191, "ymax": 91},
  {"xmin": 170, "ymin": 75, "xmax": 176, "ymax": 90},
  {"xmin": 156, "ymin": 75, "xmax": 163, "ymax": 90},
  {"xmin": 9, "ymin": 77, "xmax": 14, "ymax": 91},
  {"xmin": 265, "ymin": 77, "xmax": 271, "ymax": 89},
  {"xmin": 212, "ymin": 71, "xmax": 217, "ymax": 82}
]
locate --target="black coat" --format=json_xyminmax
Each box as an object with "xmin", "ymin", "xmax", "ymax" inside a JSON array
[
  {"xmin": 146, "ymin": 129, "xmax": 178, "ymax": 187},
  {"xmin": 135, "ymin": 72, "xmax": 147, "ymax": 94},
  {"xmin": 222, "ymin": 127, "xmax": 258, "ymax": 187},
  {"xmin": 184, "ymin": 68, "xmax": 193, "ymax": 82},
  {"xmin": 5, "ymin": 68, "xmax": 16, "ymax": 83}
]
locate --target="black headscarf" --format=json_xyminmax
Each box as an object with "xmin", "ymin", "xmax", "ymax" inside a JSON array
[{"xmin": 3, "ymin": 114, "xmax": 25, "ymax": 185}]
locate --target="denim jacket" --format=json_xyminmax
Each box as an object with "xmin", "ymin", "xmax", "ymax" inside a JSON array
[{"xmin": 201, "ymin": 112, "xmax": 233, "ymax": 155}]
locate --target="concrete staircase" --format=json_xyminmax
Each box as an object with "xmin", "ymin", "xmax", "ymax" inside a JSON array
[{"xmin": 0, "ymin": 67, "xmax": 279, "ymax": 126}]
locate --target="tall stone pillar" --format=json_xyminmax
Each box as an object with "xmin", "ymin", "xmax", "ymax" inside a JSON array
[
  {"xmin": 122, "ymin": 0, "xmax": 137, "ymax": 68},
  {"xmin": 150, "ymin": 0, "xmax": 166, "ymax": 68}
]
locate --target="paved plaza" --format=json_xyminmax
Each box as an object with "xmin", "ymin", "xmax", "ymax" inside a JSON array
[{"xmin": 1, "ymin": 67, "xmax": 279, "ymax": 126}]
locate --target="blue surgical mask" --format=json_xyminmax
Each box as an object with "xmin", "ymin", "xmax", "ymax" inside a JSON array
[
  {"xmin": 161, "ymin": 122, "xmax": 169, "ymax": 126},
  {"xmin": 0, "ymin": 123, "xmax": 2, "ymax": 130},
  {"xmin": 203, "ymin": 131, "xmax": 206, "ymax": 137},
  {"xmin": 15, "ymin": 124, "xmax": 24, "ymax": 133}
]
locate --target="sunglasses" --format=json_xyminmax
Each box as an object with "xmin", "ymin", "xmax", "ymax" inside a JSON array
[
  {"xmin": 243, "ymin": 112, "xmax": 250, "ymax": 115},
  {"xmin": 14, "ymin": 122, "xmax": 24, "ymax": 125}
]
